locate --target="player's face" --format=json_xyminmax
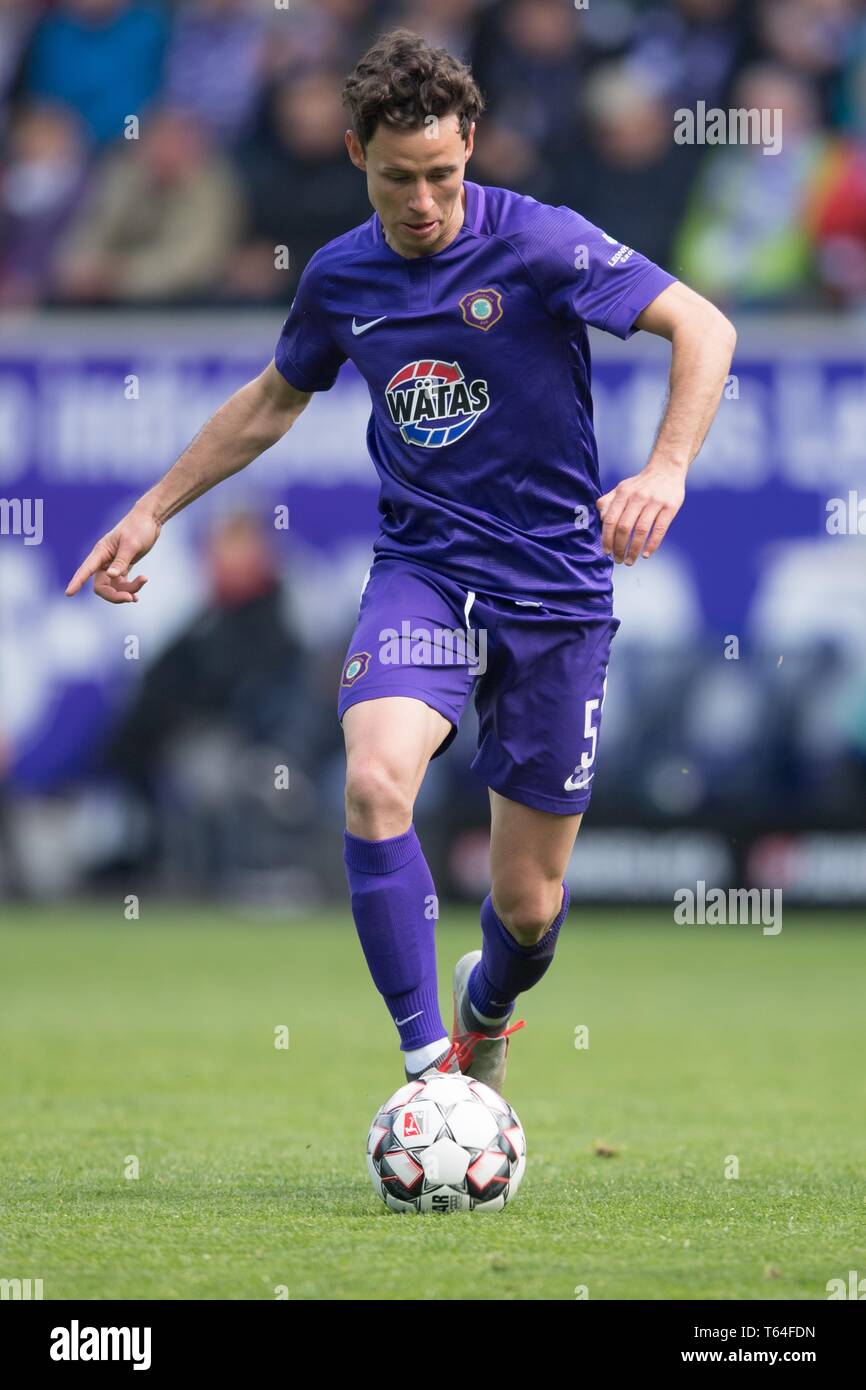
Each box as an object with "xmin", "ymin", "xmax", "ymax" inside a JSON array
[{"xmin": 346, "ymin": 114, "xmax": 474, "ymax": 258}]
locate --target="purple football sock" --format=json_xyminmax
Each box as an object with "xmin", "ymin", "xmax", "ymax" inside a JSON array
[
  {"xmin": 343, "ymin": 825, "xmax": 447, "ymax": 1052},
  {"xmin": 468, "ymin": 884, "xmax": 570, "ymax": 1025}
]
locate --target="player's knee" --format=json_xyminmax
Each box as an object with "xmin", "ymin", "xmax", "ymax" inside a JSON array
[
  {"xmin": 495, "ymin": 882, "xmax": 564, "ymax": 946},
  {"xmin": 344, "ymin": 755, "xmax": 414, "ymax": 837}
]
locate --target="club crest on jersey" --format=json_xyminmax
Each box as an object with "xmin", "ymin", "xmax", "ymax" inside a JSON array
[
  {"xmin": 459, "ymin": 288, "xmax": 503, "ymax": 331},
  {"xmin": 385, "ymin": 358, "xmax": 490, "ymax": 448},
  {"xmin": 341, "ymin": 651, "xmax": 370, "ymax": 687}
]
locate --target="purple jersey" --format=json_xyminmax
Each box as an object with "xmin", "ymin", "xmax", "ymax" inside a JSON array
[{"xmin": 274, "ymin": 181, "xmax": 676, "ymax": 616}]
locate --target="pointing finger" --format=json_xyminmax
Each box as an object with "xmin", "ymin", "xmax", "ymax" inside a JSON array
[{"xmin": 66, "ymin": 541, "xmax": 111, "ymax": 596}]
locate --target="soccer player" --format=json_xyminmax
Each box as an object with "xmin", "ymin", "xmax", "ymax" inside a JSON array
[{"xmin": 67, "ymin": 31, "xmax": 736, "ymax": 1095}]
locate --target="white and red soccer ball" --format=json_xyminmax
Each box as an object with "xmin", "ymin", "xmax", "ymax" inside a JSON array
[{"xmin": 366, "ymin": 1072, "xmax": 526, "ymax": 1213}]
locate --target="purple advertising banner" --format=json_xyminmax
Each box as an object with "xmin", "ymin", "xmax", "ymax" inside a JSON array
[{"xmin": 1, "ymin": 314, "xmax": 864, "ymax": 790}]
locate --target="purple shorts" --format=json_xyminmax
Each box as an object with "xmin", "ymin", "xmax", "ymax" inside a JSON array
[{"xmin": 337, "ymin": 560, "xmax": 620, "ymax": 815}]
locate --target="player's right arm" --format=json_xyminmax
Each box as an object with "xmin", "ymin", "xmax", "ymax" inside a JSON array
[{"xmin": 65, "ymin": 362, "xmax": 312, "ymax": 604}]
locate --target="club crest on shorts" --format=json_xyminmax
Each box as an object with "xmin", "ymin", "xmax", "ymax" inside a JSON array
[
  {"xmin": 342, "ymin": 651, "xmax": 371, "ymax": 687},
  {"xmin": 459, "ymin": 288, "xmax": 503, "ymax": 331}
]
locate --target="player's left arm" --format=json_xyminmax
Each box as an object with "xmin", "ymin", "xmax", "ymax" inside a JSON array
[{"xmin": 597, "ymin": 280, "xmax": 736, "ymax": 564}]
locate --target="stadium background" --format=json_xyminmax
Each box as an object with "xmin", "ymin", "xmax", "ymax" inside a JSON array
[
  {"xmin": 1, "ymin": 0, "xmax": 866, "ymax": 911},
  {"xmin": 2, "ymin": 0, "xmax": 866, "ymax": 1310}
]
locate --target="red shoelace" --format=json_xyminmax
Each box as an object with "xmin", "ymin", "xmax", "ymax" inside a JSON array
[{"xmin": 438, "ymin": 1018, "xmax": 526, "ymax": 1073}]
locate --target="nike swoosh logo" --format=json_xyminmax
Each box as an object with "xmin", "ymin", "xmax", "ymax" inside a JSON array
[
  {"xmin": 395, "ymin": 1010, "xmax": 423, "ymax": 1026},
  {"xmin": 352, "ymin": 315, "xmax": 388, "ymax": 336},
  {"xmin": 564, "ymin": 770, "xmax": 594, "ymax": 791}
]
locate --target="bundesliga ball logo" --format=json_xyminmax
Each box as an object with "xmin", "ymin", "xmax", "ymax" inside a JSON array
[{"xmin": 385, "ymin": 359, "xmax": 490, "ymax": 448}]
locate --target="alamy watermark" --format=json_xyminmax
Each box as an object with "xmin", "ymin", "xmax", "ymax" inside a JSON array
[
  {"xmin": 379, "ymin": 621, "xmax": 487, "ymax": 675},
  {"xmin": 674, "ymin": 881, "xmax": 782, "ymax": 935},
  {"xmin": 1, "ymin": 1276, "xmax": 43, "ymax": 1299},
  {"xmin": 674, "ymin": 102, "xmax": 782, "ymax": 156},
  {"xmin": 0, "ymin": 497, "xmax": 43, "ymax": 545},
  {"xmin": 826, "ymin": 491, "xmax": 866, "ymax": 535},
  {"xmin": 826, "ymin": 1270, "xmax": 866, "ymax": 1299},
  {"xmin": 50, "ymin": 1322, "xmax": 151, "ymax": 1370}
]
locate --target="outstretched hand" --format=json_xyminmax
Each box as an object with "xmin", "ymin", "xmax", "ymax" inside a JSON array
[
  {"xmin": 66, "ymin": 508, "xmax": 161, "ymax": 603},
  {"xmin": 596, "ymin": 464, "xmax": 686, "ymax": 565}
]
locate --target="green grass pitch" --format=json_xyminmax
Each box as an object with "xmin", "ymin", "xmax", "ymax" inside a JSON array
[{"xmin": 1, "ymin": 906, "xmax": 864, "ymax": 1300}]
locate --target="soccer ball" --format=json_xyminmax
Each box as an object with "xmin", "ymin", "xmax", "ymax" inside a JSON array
[{"xmin": 366, "ymin": 1072, "xmax": 526, "ymax": 1213}]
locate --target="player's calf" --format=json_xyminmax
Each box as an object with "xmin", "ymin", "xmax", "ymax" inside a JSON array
[{"xmin": 447, "ymin": 886, "xmax": 572, "ymax": 1093}]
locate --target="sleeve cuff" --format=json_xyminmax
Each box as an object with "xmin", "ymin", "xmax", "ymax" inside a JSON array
[
  {"xmin": 603, "ymin": 266, "xmax": 678, "ymax": 340},
  {"xmin": 274, "ymin": 344, "xmax": 338, "ymax": 393}
]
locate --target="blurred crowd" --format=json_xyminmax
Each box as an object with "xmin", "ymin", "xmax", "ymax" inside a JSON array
[{"xmin": 1, "ymin": 0, "xmax": 866, "ymax": 311}]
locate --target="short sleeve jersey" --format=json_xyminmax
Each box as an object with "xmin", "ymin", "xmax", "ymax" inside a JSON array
[{"xmin": 275, "ymin": 181, "xmax": 676, "ymax": 614}]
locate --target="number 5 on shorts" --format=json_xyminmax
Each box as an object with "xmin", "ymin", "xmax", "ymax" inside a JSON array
[{"xmin": 566, "ymin": 675, "xmax": 608, "ymax": 790}]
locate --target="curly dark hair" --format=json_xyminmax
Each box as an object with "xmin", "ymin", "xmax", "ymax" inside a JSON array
[{"xmin": 342, "ymin": 28, "xmax": 484, "ymax": 149}]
